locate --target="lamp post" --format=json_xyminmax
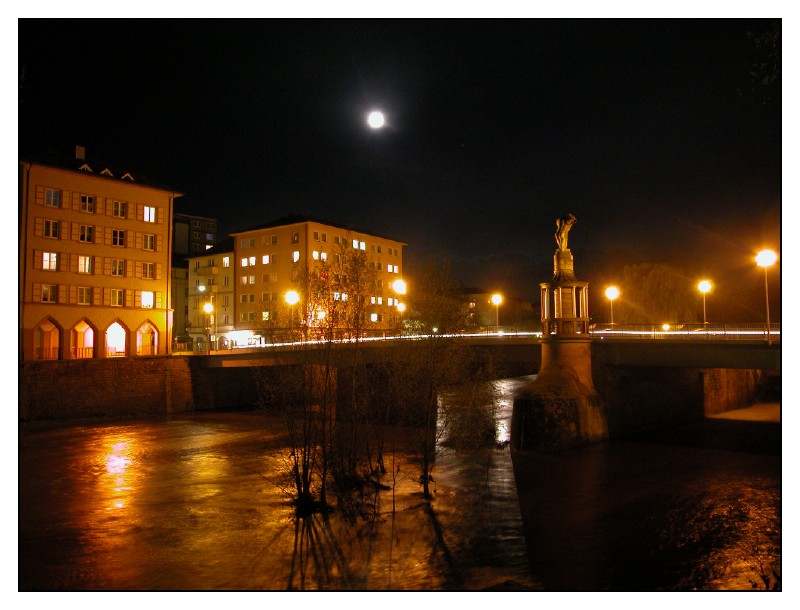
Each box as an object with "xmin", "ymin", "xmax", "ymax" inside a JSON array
[
  {"xmin": 605, "ymin": 286, "xmax": 620, "ymax": 325},
  {"xmin": 285, "ymin": 290, "xmax": 300, "ymax": 342},
  {"xmin": 202, "ymin": 302, "xmax": 214, "ymax": 354},
  {"xmin": 697, "ymin": 279, "xmax": 712, "ymax": 327},
  {"xmin": 491, "ymin": 293, "xmax": 503, "ymax": 333},
  {"xmin": 756, "ymin": 249, "xmax": 777, "ymax": 345}
]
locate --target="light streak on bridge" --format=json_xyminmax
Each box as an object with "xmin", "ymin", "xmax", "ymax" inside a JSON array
[{"xmin": 188, "ymin": 323, "xmax": 779, "ymax": 354}]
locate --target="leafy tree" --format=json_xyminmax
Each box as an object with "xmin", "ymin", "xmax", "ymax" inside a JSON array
[{"xmin": 615, "ymin": 262, "xmax": 697, "ymax": 324}]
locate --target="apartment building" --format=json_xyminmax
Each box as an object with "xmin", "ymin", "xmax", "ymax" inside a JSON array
[
  {"xmin": 186, "ymin": 238, "xmax": 235, "ymax": 350},
  {"xmin": 19, "ymin": 147, "xmax": 182, "ymax": 361},
  {"xmin": 173, "ymin": 212, "xmax": 217, "ymax": 256},
  {"xmin": 188, "ymin": 215, "xmax": 406, "ymax": 346}
]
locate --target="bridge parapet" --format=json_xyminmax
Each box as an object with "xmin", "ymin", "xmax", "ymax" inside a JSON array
[{"xmin": 590, "ymin": 323, "xmax": 780, "ymax": 343}]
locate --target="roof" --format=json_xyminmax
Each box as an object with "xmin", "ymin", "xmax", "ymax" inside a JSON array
[
  {"xmin": 230, "ymin": 214, "xmax": 406, "ymax": 245},
  {"xmin": 20, "ymin": 146, "xmax": 184, "ymax": 195}
]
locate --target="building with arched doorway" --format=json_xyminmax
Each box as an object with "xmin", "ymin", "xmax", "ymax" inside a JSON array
[{"xmin": 19, "ymin": 146, "xmax": 182, "ymax": 361}]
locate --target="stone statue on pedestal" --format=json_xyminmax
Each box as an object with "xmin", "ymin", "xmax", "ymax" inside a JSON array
[{"xmin": 555, "ymin": 213, "xmax": 577, "ymax": 251}]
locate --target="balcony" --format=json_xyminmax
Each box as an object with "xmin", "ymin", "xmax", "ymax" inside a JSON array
[{"xmin": 194, "ymin": 266, "xmax": 219, "ymax": 277}]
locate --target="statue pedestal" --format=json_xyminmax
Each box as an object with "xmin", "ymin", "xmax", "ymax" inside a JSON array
[{"xmin": 511, "ymin": 246, "xmax": 608, "ymax": 452}]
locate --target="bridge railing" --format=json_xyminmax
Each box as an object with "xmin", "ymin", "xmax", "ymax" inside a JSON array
[{"xmin": 589, "ymin": 323, "xmax": 781, "ymax": 342}]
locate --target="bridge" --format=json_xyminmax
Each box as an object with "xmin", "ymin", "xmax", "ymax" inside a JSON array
[{"xmin": 191, "ymin": 323, "xmax": 780, "ymax": 373}]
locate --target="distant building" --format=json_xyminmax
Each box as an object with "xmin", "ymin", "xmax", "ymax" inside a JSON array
[
  {"xmin": 173, "ymin": 212, "xmax": 217, "ymax": 256},
  {"xmin": 187, "ymin": 214, "xmax": 407, "ymax": 347},
  {"xmin": 171, "ymin": 213, "xmax": 218, "ymax": 346},
  {"xmin": 185, "ymin": 237, "xmax": 235, "ymax": 350},
  {"xmin": 19, "ymin": 146, "xmax": 182, "ymax": 361}
]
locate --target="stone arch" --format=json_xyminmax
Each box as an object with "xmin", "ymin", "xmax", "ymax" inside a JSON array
[
  {"xmin": 136, "ymin": 319, "xmax": 159, "ymax": 356},
  {"xmin": 70, "ymin": 318, "xmax": 98, "ymax": 359},
  {"xmin": 33, "ymin": 317, "xmax": 62, "ymax": 360},
  {"xmin": 105, "ymin": 320, "xmax": 129, "ymax": 358}
]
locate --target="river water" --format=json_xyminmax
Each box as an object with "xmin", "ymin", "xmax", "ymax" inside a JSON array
[{"xmin": 18, "ymin": 376, "xmax": 780, "ymax": 591}]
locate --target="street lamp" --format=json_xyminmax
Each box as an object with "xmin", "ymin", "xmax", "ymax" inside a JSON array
[
  {"xmin": 697, "ymin": 279, "xmax": 712, "ymax": 326},
  {"xmin": 756, "ymin": 249, "xmax": 778, "ymax": 345},
  {"xmin": 285, "ymin": 290, "xmax": 300, "ymax": 342},
  {"xmin": 605, "ymin": 286, "xmax": 620, "ymax": 325},
  {"xmin": 202, "ymin": 302, "xmax": 214, "ymax": 353},
  {"xmin": 491, "ymin": 293, "xmax": 503, "ymax": 332}
]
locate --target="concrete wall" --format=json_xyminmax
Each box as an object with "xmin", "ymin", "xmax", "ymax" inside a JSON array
[{"xmin": 19, "ymin": 356, "xmax": 197, "ymax": 421}]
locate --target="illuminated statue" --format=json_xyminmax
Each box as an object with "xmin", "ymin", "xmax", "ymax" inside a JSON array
[{"xmin": 555, "ymin": 213, "xmax": 577, "ymax": 251}]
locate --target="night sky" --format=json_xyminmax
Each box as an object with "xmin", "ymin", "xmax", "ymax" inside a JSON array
[{"xmin": 18, "ymin": 17, "xmax": 782, "ymax": 320}]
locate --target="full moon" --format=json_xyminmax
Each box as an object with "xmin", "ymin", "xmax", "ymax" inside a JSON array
[{"xmin": 367, "ymin": 111, "xmax": 385, "ymax": 129}]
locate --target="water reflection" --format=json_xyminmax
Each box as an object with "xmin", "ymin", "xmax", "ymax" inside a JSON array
[{"xmin": 19, "ymin": 376, "xmax": 780, "ymax": 591}]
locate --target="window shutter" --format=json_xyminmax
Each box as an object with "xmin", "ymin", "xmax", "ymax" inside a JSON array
[
  {"xmin": 71, "ymin": 223, "xmax": 79, "ymax": 241},
  {"xmin": 135, "ymin": 261, "xmax": 142, "ymax": 278},
  {"xmin": 32, "ymin": 283, "xmax": 41, "ymax": 302},
  {"xmin": 104, "ymin": 257, "xmax": 112, "ymax": 275},
  {"xmin": 69, "ymin": 285, "xmax": 77, "ymax": 305},
  {"xmin": 156, "ymin": 292, "xmax": 163, "ymax": 309},
  {"xmin": 60, "ymin": 221, "xmax": 68, "ymax": 240},
  {"xmin": 35, "ymin": 185, "xmax": 43, "ymax": 206},
  {"xmin": 135, "ymin": 232, "xmax": 143, "ymax": 249},
  {"xmin": 57, "ymin": 284, "xmax": 67, "ymax": 304},
  {"xmin": 92, "ymin": 287, "xmax": 101, "ymax": 306},
  {"xmin": 134, "ymin": 290, "xmax": 142, "ymax": 308},
  {"xmin": 127, "ymin": 230, "xmax": 134, "ymax": 248},
  {"xmin": 157, "ymin": 207, "xmax": 164, "ymax": 225},
  {"xmin": 137, "ymin": 203, "xmax": 144, "ymax": 222},
  {"xmin": 125, "ymin": 289, "xmax": 133, "ymax": 308},
  {"xmin": 156, "ymin": 234, "xmax": 164, "ymax": 252},
  {"xmin": 72, "ymin": 193, "xmax": 80, "ymax": 211},
  {"xmin": 34, "ymin": 218, "xmax": 43, "ymax": 237},
  {"xmin": 70, "ymin": 253, "xmax": 78, "ymax": 273},
  {"xmin": 32, "ymin": 250, "xmax": 42, "ymax": 270},
  {"xmin": 156, "ymin": 263, "xmax": 163, "ymax": 281},
  {"xmin": 93, "ymin": 256, "xmax": 100, "ymax": 275}
]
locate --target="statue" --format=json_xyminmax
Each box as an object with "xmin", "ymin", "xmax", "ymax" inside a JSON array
[{"xmin": 555, "ymin": 213, "xmax": 577, "ymax": 251}]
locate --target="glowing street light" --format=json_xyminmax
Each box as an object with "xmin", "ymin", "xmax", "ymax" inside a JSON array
[
  {"xmin": 697, "ymin": 279, "xmax": 712, "ymax": 326},
  {"xmin": 285, "ymin": 290, "xmax": 300, "ymax": 342},
  {"xmin": 605, "ymin": 286, "xmax": 620, "ymax": 325},
  {"xmin": 392, "ymin": 278, "xmax": 407, "ymax": 295},
  {"xmin": 202, "ymin": 301, "xmax": 214, "ymax": 353},
  {"xmin": 756, "ymin": 249, "xmax": 778, "ymax": 345},
  {"xmin": 491, "ymin": 293, "xmax": 503, "ymax": 331}
]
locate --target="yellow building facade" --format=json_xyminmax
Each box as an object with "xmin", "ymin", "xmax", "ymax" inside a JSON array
[
  {"xmin": 188, "ymin": 215, "xmax": 406, "ymax": 346},
  {"xmin": 19, "ymin": 149, "xmax": 182, "ymax": 361}
]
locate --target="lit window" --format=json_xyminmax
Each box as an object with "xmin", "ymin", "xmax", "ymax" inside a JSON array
[
  {"xmin": 113, "ymin": 201, "xmax": 127, "ymax": 218},
  {"xmin": 111, "ymin": 288, "xmax": 124, "ymax": 307},
  {"xmin": 44, "ymin": 188, "xmax": 60, "ymax": 208},
  {"xmin": 241, "ymin": 258, "xmax": 249, "ymax": 267},
  {"xmin": 321, "ymin": 252, "xmax": 327, "ymax": 261},
  {"xmin": 143, "ymin": 234, "xmax": 155, "ymax": 251},
  {"xmin": 370, "ymin": 313, "xmax": 378, "ymax": 322},
  {"xmin": 141, "ymin": 291, "xmax": 154, "ymax": 308},
  {"xmin": 44, "ymin": 219, "xmax": 60, "ymax": 238},
  {"xmin": 79, "ymin": 225, "xmax": 94, "ymax": 243},
  {"xmin": 80, "ymin": 195, "xmax": 95, "ymax": 213},
  {"xmin": 112, "ymin": 229, "xmax": 126, "ymax": 247},
  {"xmin": 352, "ymin": 239, "xmax": 359, "ymax": 249},
  {"xmin": 42, "ymin": 252, "xmax": 58, "ymax": 270},
  {"xmin": 223, "ymin": 256, "xmax": 230, "ymax": 268},
  {"xmin": 377, "ymin": 297, "xmax": 383, "ymax": 305},
  {"xmin": 360, "ymin": 241, "xmax": 366, "ymax": 251},
  {"xmin": 249, "ymin": 275, "xmax": 255, "ymax": 284},
  {"xmin": 249, "ymin": 256, "xmax": 256, "ymax": 266},
  {"xmin": 144, "ymin": 206, "xmax": 157, "ymax": 222},
  {"xmin": 42, "ymin": 284, "xmax": 58, "ymax": 303},
  {"xmin": 77, "ymin": 286, "xmax": 91, "ymax": 305},
  {"xmin": 388, "ymin": 297, "xmax": 394, "ymax": 306},
  {"xmin": 262, "ymin": 311, "xmax": 270, "ymax": 321},
  {"xmin": 143, "ymin": 263, "xmax": 155, "ymax": 279},
  {"xmin": 262, "ymin": 255, "xmax": 270, "ymax": 264},
  {"xmin": 293, "ymin": 251, "xmax": 300, "ymax": 263},
  {"xmin": 313, "ymin": 251, "xmax": 319, "ymax": 260},
  {"xmin": 112, "ymin": 259, "xmax": 125, "ymax": 277},
  {"xmin": 78, "ymin": 255, "xmax": 92, "ymax": 274},
  {"xmin": 370, "ymin": 296, "xmax": 376, "ymax": 304}
]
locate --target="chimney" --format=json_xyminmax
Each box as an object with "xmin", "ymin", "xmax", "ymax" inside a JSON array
[{"xmin": 75, "ymin": 145, "xmax": 86, "ymax": 160}]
